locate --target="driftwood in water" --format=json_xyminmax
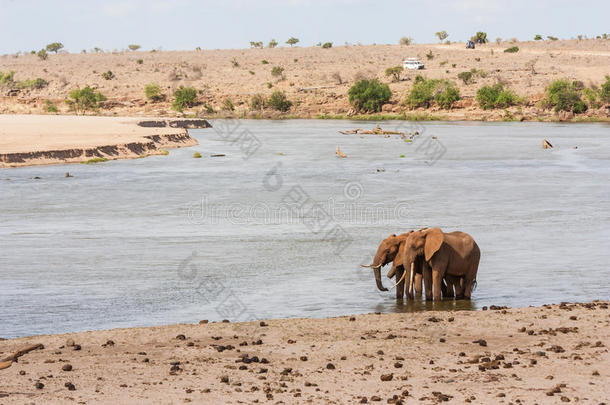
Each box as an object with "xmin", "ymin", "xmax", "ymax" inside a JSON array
[
  {"xmin": 542, "ymin": 139, "xmax": 553, "ymax": 149},
  {"xmin": 0, "ymin": 343, "xmax": 44, "ymax": 370},
  {"xmin": 336, "ymin": 145, "xmax": 347, "ymax": 158},
  {"xmin": 339, "ymin": 125, "xmax": 405, "ymax": 136}
]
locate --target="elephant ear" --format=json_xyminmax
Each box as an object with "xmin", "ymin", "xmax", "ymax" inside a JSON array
[{"xmin": 424, "ymin": 228, "xmax": 444, "ymax": 262}]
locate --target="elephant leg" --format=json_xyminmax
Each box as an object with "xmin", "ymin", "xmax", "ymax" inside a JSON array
[
  {"xmin": 440, "ymin": 278, "xmax": 449, "ymax": 297},
  {"xmin": 414, "ymin": 273, "xmax": 423, "ymax": 297},
  {"xmin": 445, "ymin": 275, "xmax": 460, "ymax": 298},
  {"xmin": 423, "ymin": 264, "xmax": 433, "ymax": 301},
  {"xmin": 451, "ymin": 276, "xmax": 464, "ymax": 299},
  {"xmin": 432, "ymin": 268, "xmax": 443, "ymax": 301},
  {"xmin": 395, "ymin": 266, "xmax": 405, "ymax": 300}
]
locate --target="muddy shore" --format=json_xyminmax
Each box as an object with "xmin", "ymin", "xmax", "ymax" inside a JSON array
[{"xmin": 0, "ymin": 301, "xmax": 607, "ymax": 404}]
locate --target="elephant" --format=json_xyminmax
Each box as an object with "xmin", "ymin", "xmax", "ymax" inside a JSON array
[
  {"xmin": 399, "ymin": 227, "xmax": 480, "ymax": 301},
  {"xmin": 361, "ymin": 231, "xmax": 457, "ymax": 300}
]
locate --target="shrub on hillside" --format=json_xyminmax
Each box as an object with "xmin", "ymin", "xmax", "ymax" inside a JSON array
[
  {"xmin": 0, "ymin": 71, "xmax": 15, "ymax": 85},
  {"xmin": 348, "ymin": 79, "xmax": 392, "ymax": 113},
  {"xmin": 457, "ymin": 71, "xmax": 473, "ymax": 84},
  {"xmin": 476, "ymin": 83, "xmax": 519, "ymax": 110},
  {"xmin": 504, "ymin": 46, "xmax": 519, "ymax": 53},
  {"xmin": 128, "ymin": 44, "xmax": 141, "ymax": 51},
  {"xmin": 37, "ymin": 49, "xmax": 48, "ymax": 60},
  {"xmin": 67, "ymin": 86, "xmax": 106, "ymax": 114},
  {"xmin": 405, "ymin": 75, "xmax": 460, "ymax": 109},
  {"xmin": 321, "ymin": 42, "xmax": 333, "ymax": 49},
  {"xmin": 101, "ymin": 70, "xmax": 115, "ymax": 80},
  {"xmin": 271, "ymin": 66, "xmax": 285, "ymax": 79},
  {"xmin": 45, "ymin": 42, "xmax": 64, "ymax": 53},
  {"xmin": 471, "ymin": 32, "xmax": 488, "ymax": 44},
  {"xmin": 172, "ymin": 86, "xmax": 198, "ymax": 112},
  {"xmin": 384, "ymin": 66, "xmax": 403, "ymax": 82},
  {"xmin": 251, "ymin": 94, "xmax": 265, "ymax": 110},
  {"xmin": 144, "ymin": 83, "xmax": 164, "ymax": 102},
  {"xmin": 600, "ymin": 75, "xmax": 610, "ymax": 103},
  {"xmin": 267, "ymin": 90, "xmax": 292, "ymax": 112},
  {"xmin": 544, "ymin": 79, "xmax": 587, "ymax": 113},
  {"xmin": 18, "ymin": 78, "xmax": 48, "ymax": 89},
  {"xmin": 399, "ymin": 37, "xmax": 413, "ymax": 46}
]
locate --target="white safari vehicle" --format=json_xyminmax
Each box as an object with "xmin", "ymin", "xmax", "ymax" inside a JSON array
[{"xmin": 403, "ymin": 58, "xmax": 425, "ymax": 70}]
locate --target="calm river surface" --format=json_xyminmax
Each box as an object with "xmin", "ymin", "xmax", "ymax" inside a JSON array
[{"xmin": 1, "ymin": 120, "xmax": 609, "ymax": 338}]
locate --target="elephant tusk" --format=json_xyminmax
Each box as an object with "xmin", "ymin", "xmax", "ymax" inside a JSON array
[
  {"xmin": 360, "ymin": 264, "xmax": 382, "ymax": 269},
  {"xmin": 389, "ymin": 268, "xmax": 407, "ymax": 290},
  {"xmin": 408, "ymin": 262, "xmax": 414, "ymax": 297}
]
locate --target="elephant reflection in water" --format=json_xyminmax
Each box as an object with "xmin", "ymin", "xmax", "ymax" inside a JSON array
[{"xmin": 361, "ymin": 228, "xmax": 480, "ymax": 301}]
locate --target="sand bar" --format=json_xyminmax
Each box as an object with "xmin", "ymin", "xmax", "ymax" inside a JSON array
[
  {"xmin": 0, "ymin": 301, "xmax": 607, "ymax": 404},
  {"xmin": 0, "ymin": 115, "xmax": 209, "ymax": 167}
]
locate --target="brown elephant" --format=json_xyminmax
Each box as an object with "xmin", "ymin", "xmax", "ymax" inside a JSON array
[
  {"xmin": 361, "ymin": 232, "xmax": 453, "ymax": 300},
  {"xmin": 399, "ymin": 228, "xmax": 480, "ymax": 300}
]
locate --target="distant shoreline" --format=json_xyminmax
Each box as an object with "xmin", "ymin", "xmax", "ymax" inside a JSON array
[{"xmin": 1, "ymin": 301, "xmax": 607, "ymax": 403}]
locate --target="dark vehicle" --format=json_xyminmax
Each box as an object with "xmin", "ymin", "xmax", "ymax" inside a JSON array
[{"xmin": 466, "ymin": 40, "xmax": 475, "ymax": 49}]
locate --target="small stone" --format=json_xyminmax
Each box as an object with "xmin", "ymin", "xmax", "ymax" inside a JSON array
[
  {"xmin": 175, "ymin": 334, "xmax": 186, "ymax": 340},
  {"xmin": 300, "ymin": 356, "xmax": 308, "ymax": 361},
  {"xmin": 592, "ymin": 370, "xmax": 600, "ymax": 376},
  {"xmin": 222, "ymin": 319, "xmax": 230, "ymax": 323},
  {"xmin": 259, "ymin": 321, "xmax": 268, "ymax": 327},
  {"xmin": 66, "ymin": 338, "xmax": 75, "ymax": 347},
  {"xmin": 561, "ymin": 396, "xmax": 571, "ymax": 402},
  {"xmin": 439, "ymin": 338, "xmax": 446, "ymax": 343},
  {"xmin": 62, "ymin": 364, "xmax": 73, "ymax": 372},
  {"xmin": 472, "ymin": 339, "xmax": 487, "ymax": 347},
  {"xmin": 370, "ymin": 396, "xmax": 381, "ymax": 401},
  {"xmin": 19, "ymin": 370, "xmax": 25, "ymax": 375},
  {"xmin": 220, "ymin": 375, "xmax": 229, "ymax": 384},
  {"xmin": 394, "ymin": 362, "xmax": 403, "ymax": 368},
  {"xmin": 380, "ymin": 373, "xmax": 393, "ymax": 381},
  {"xmin": 569, "ymin": 316, "xmax": 577, "ymax": 320},
  {"xmin": 326, "ymin": 363, "xmax": 335, "ymax": 370},
  {"xmin": 349, "ymin": 317, "xmax": 356, "ymax": 321},
  {"xmin": 65, "ymin": 382, "xmax": 76, "ymax": 391},
  {"xmin": 199, "ymin": 319, "xmax": 209, "ymax": 324}
]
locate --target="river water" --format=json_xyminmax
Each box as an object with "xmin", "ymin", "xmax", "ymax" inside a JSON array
[{"xmin": 1, "ymin": 120, "xmax": 609, "ymax": 338}]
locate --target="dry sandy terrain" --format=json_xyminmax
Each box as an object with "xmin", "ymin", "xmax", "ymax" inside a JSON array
[
  {"xmin": 0, "ymin": 301, "xmax": 608, "ymax": 404},
  {"xmin": 1, "ymin": 39, "xmax": 610, "ymax": 121},
  {"xmin": 0, "ymin": 115, "xmax": 208, "ymax": 167}
]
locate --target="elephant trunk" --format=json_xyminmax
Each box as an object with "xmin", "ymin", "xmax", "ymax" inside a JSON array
[{"xmin": 373, "ymin": 266, "xmax": 388, "ymax": 291}]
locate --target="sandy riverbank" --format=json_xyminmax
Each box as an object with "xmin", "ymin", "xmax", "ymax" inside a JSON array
[
  {"xmin": 1, "ymin": 40, "xmax": 610, "ymax": 121},
  {"xmin": 0, "ymin": 301, "xmax": 607, "ymax": 404},
  {"xmin": 0, "ymin": 115, "xmax": 209, "ymax": 167}
]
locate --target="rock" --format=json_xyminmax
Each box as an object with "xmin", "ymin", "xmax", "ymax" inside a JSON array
[
  {"xmin": 259, "ymin": 321, "xmax": 268, "ymax": 327},
  {"xmin": 300, "ymin": 356, "xmax": 308, "ymax": 361},
  {"xmin": 199, "ymin": 320, "xmax": 209, "ymax": 324},
  {"xmin": 326, "ymin": 363, "xmax": 335, "ymax": 370},
  {"xmin": 62, "ymin": 364, "xmax": 73, "ymax": 372},
  {"xmin": 380, "ymin": 373, "xmax": 393, "ymax": 381},
  {"xmin": 35, "ymin": 382, "xmax": 44, "ymax": 389},
  {"xmin": 220, "ymin": 375, "xmax": 229, "ymax": 384},
  {"xmin": 472, "ymin": 339, "xmax": 487, "ymax": 347},
  {"xmin": 64, "ymin": 382, "xmax": 76, "ymax": 391},
  {"xmin": 175, "ymin": 334, "xmax": 186, "ymax": 340}
]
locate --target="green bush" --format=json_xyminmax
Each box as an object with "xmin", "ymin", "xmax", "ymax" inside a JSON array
[
  {"xmin": 583, "ymin": 88, "xmax": 601, "ymax": 109},
  {"xmin": 471, "ymin": 32, "xmax": 488, "ymax": 44},
  {"xmin": 399, "ymin": 37, "xmax": 413, "ymax": 46},
  {"xmin": 45, "ymin": 100, "xmax": 59, "ymax": 113},
  {"xmin": 504, "ymin": 46, "xmax": 519, "ymax": 53},
  {"xmin": 457, "ymin": 71, "xmax": 473, "ymax": 84},
  {"xmin": 405, "ymin": 75, "xmax": 460, "ymax": 109},
  {"xmin": 145, "ymin": 83, "xmax": 164, "ymax": 102},
  {"xmin": 545, "ymin": 79, "xmax": 587, "ymax": 113},
  {"xmin": 18, "ymin": 78, "xmax": 48, "ymax": 89},
  {"xmin": 348, "ymin": 79, "xmax": 392, "ymax": 113},
  {"xmin": 37, "ymin": 49, "xmax": 48, "ymax": 60},
  {"xmin": 68, "ymin": 86, "xmax": 106, "ymax": 114},
  {"xmin": 136, "ymin": 59, "xmax": 143, "ymax": 64},
  {"xmin": 268, "ymin": 39, "xmax": 278, "ymax": 48},
  {"xmin": 286, "ymin": 37, "xmax": 299, "ymax": 47},
  {"xmin": 0, "ymin": 71, "xmax": 15, "ymax": 85},
  {"xmin": 261, "ymin": 60, "xmax": 269, "ymax": 65},
  {"xmin": 321, "ymin": 42, "xmax": 333, "ymax": 49},
  {"xmin": 385, "ymin": 66, "xmax": 403, "ymax": 82},
  {"xmin": 193, "ymin": 152, "xmax": 202, "ymax": 158},
  {"xmin": 267, "ymin": 90, "xmax": 293, "ymax": 112},
  {"xmin": 600, "ymin": 75, "xmax": 610, "ymax": 103},
  {"xmin": 101, "ymin": 71, "xmax": 115, "ymax": 80},
  {"xmin": 534, "ymin": 35, "xmax": 543, "ymax": 41},
  {"xmin": 172, "ymin": 86, "xmax": 198, "ymax": 112},
  {"xmin": 45, "ymin": 42, "xmax": 64, "ymax": 53},
  {"xmin": 128, "ymin": 44, "xmax": 141, "ymax": 51},
  {"xmin": 476, "ymin": 83, "xmax": 519, "ymax": 110},
  {"xmin": 222, "ymin": 98, "xmax": 234, "ymax": 111},
  {"xmin": 271, "ymin": 66, "xmax": 285, "ymax": 78}
]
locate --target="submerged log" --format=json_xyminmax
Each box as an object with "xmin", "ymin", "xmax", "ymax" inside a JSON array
[
  {"xmin": 336, "ymin": 145, "xmax": 347, "ymax": 158},
  {"xmin": 542, "ymin": 139, "xmax": 553, "ymax": 149}
]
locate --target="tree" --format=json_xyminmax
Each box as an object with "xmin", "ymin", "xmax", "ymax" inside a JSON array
[
  {"xmin": 267, "ymin": 90, "xmax": 292, "ymax": 111},
  {"xmin": 250, "ymin": 41, "xmax": 263, "ymax": 48},
  {"xmin": 271, "ymin": 66, "xmax": 285, "ymax": 79},
  {"xmin": 37, "ymin": 49, "xmax": 48, "ymax": 60},
  {"xmin": 348, "ymin": 79, "xmax": 392, "ymax": 113},
  {"xmin": 268, "ymin": 39, "xmax": 278, "ymax": 48},
  {"xmin": 68, "ymin": 86, "xmax": 106, "ymax": 114},
  {"xmin": 45, "ymin": 42, "xmax": 64, "ymax": 53},
  {"xmin": 128, "ymin": 44, "xmax": 141, "ymax": 51},
  {"xmin": 144, "ymin": 83, "xmax": 164, "ymax": 102},
  {"xmin": 384, "ymin": 66, "xmax": 403, "ymax": 82},
  {"xmin": 471, "ymin": 32, "xmax": 488, "ymax": 44},
  {"xmin": 600, "ymin": 75, "xmax": 610, "ymax": 103},
  {"xmin": 172, "ymin": 86, "xmax": 198, "ymax": 112},
  {"xmin": 545, "ymin": 79, "xmax": 587, "ymax": 113},
  {"xmin": 286, "ymin": 37, "xmax": 299, "ymax": 47},
  {"xmin": 435, "ymin": 31, "xmax": 448, "ymax": 43},
  {"xmin": 534, "ymin": 35, "xmax": 543, "ymax": 41},
  {"xmin": 399, "ymin": 37, "xmax": 413, "ymax": 46},
  {"xmin": 321, "ymin": 42, "xmax": 333, "ymax": 49}
]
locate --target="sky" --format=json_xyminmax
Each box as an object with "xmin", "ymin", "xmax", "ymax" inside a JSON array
[{"xmin": 1, "ymin": 0, "xmax": 609, "ymax": 54}]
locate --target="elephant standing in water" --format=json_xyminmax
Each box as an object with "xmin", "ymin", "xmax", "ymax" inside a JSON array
[
  {"xmin": 399, "ymin": 228, "xmax": 480, "ymax": 300},
  {"xmin": 361, "ymin": 232, "xmax": 454, "ymax": 300}
]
